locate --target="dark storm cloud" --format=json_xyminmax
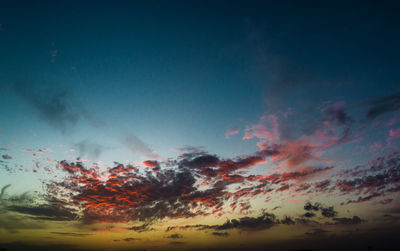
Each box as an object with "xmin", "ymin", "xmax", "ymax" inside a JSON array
[{"xmin": 365, "ymin": 92, "xmax": 400, "ymax": 120}]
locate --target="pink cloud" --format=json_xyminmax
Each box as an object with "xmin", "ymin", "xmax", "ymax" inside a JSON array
[
  {"xmin": 243, "ymin": 115, "xmax": 280, "ymax": 145},
  {"xmin": 389, "ymin": 128, "xmax": 400, "ymax": 138},
  {"xmin": 225, "ymin": 126, "xmax": 240, "ymax": 139}
]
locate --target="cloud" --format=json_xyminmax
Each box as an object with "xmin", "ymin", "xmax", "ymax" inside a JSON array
[
  {"xmin": 143, "ymin": 160, "xmax": 159, "ymax": 167},
  {"xmin": 303, "ymin": 202, "xmax": 338, "ymax": 218},
  {"xmin": 179, "ymin": 147, "xmax": 278, "ymax": 178},
  {"xmin": 36, "ymin": 144, "xmax": 330, "ymax": 224},
  {"xmin": 330, "ymin": 216, "xmax": 366, "ymax": 225},
  {"xmin": 166, "ymin": 212, "xmax": 281, "ymax": 232},
  {"xmin": 113, "ymin": 237, "xmax": 141, "ymax": 242},
  {"xmin": 1, "ymin": 155, "xmax": 12, "ymax": 160},
  {"xmin": 366, "ymin": 92, "xmax": 400, "ymax": 120},
  {"xmin": 225, "ymin": 126, "xmax": 240, "ymax": 139},
  {"xmin": 52, "ymin": 153, "xmax": 297, "ymax": 224},
  {"xmin": 243, "ymin": 115, "xmax": 279, "ymax": 144},
  {"xmin": 303, "ymin": 212, "xmax": 316, "ymax": 218},
  {"xmin": 12, "ymin": 82, "xmax": 80, "ymax": 133},
  {"xmin": 343, "ymin": 192, "xmax": 383, "ymax": 205},
  {"xmin": 52, "ymin": 160, "xmax": 202, "ymax": 223},
  {"xmin": 122, "ymin": 133, "xmax": 160, "ymax": 159},
  {"xmin": 1, "ymin": 185, "xmax": 78, "ymax": 223},
  {"xmin": 12, "ymin": 82, "xmax": 103, "ymax": 133},
  {"xmin": 322, "ymin": 102, "xmax": 353, "ymax": 126},
  {"xmin": 50, "ymin": 232, "xmax": 92, "ymax": 237},
  {"xmin": 305, "ymin": 228, "xmax": 330, "ymax": 237},
  {"xmin": 210, "ymin": 212, "xmax": 279, "ymax": 231},
  {"xmin": 74, "ymin": 140, "xmax": 105, "ymax": 159},
  {"xmin": 128, "ymin": 223, "xmax": 155, "ymax": 233},
  {"xmin": 19, "ymin": 146, "xmax": 398, "ymax": 228},
  {"xmin": 0, "ymin": 184, "xmax": 11, "ymax": 200},
  {"xmin": 335, "ymin": 152, "xmax": 400, "ymax": 203},
  {"xmin": 280, "ymin": 216, "xmax": 295, "ymax": 225},
  {"xmin": 314, "ymin": 180, "xmax": 331, "ymax": 192},
  {"xmin": 0, "ymin": 185, "xmax": 81, "ymax": 233},
  {"xmin": 0, "ymin": 213, "xmax": 46, "ymax": 233},
  {"xmin": 6, "ymin": 204, "xmax": 78, "ymax": 221},
  {"xmin": 389, "ymin": 128, "xmax": 400, "ymax": 138},
  {"xmin": 166, "ymin": 234, "xmax": 183, "ymax": 239},
  {"xmin": 211, "ymin": 232, "xmax": 230, "ymax": 237}
]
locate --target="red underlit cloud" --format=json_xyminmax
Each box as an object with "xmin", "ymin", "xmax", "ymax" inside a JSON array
[{"xmin": 26, "ymin": 145, "xmax": 398, "ymax": 226}]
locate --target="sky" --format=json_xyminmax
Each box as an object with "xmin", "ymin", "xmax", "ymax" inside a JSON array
[{"xmin": 0, "ymin": 1, "xmax": 400, "ymax": 250}]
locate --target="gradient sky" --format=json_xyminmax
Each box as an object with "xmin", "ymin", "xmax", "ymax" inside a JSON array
[{"xmin": 1, "ymin": 1, "xmax": 400, "ymax": 251}]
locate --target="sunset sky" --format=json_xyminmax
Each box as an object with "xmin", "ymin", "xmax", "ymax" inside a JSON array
[{"xmin": 0, "ymin": 1, "xmax": 400, "ymax": 250}]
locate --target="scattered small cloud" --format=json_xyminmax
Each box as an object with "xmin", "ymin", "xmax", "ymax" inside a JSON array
[{"xmin": 225, "ymin": 126, "xmax": 240, "ymax": 139}]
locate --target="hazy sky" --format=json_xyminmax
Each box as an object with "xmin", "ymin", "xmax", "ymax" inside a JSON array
[{"xmin": 0, "ymin": 1, "xmax": 400, "ymax": 250}]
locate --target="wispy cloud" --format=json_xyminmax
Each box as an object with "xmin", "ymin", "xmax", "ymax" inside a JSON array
[
  {"xmin": 122, "ymin": 132, "xmax": 160, "ymax": 160},
  {"xmin": 225, "ymin": 126, "xmax": 240, "ymax": 139},
  {"xmin": 12, "ymin": 82, "xmax": 104, "ymax": 134}
]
